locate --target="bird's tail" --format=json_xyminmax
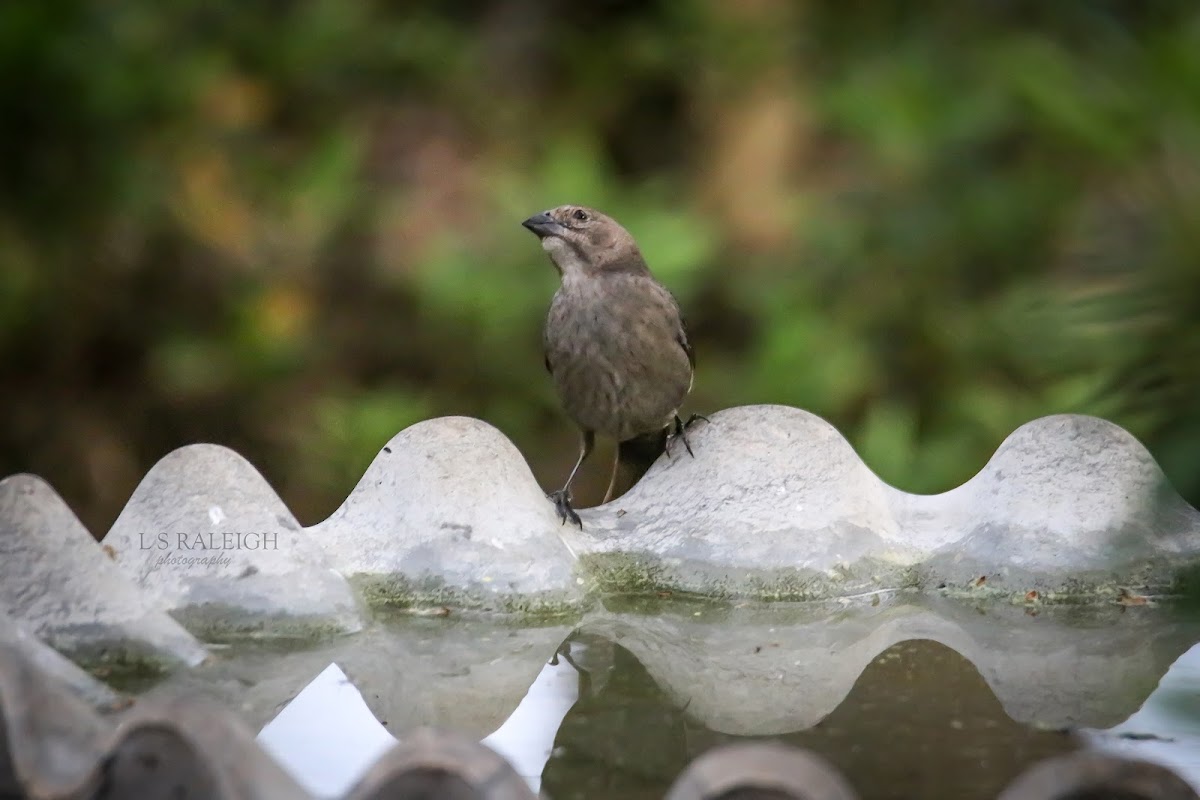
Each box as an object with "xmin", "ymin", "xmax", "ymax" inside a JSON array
[{"xmin": 611, "ymin": 426, "xmax": 670, "ymax": 499}]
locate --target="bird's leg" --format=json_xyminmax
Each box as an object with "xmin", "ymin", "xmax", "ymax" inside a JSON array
[
  {"xmin": 602, "ymin": 445, "xmax": 620, "ymax": 504},
  {"xmin": 665, "ymin": 413, "xmax": 707, "ymax": 458},
  {"xmin": 549, "ymin": 430, "xmax": 594, "ymax": 528}
]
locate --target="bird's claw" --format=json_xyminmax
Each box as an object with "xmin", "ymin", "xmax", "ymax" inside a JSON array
[
  {"xmin": 548, "ymin": 489, "xmax": 582, "ymax": 528},
  {"xmin": 666, "ymin": 413, "xmax": 708, "ymax": 459}
]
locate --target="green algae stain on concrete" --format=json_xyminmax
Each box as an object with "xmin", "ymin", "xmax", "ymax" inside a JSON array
[
  {"xmin": 928, "ymin": 562, "xmax": 1187, "ymax": 606},
  {"xmin": 578, "ymin": 552, "xmax": 673, "ymax": 596},
  {"xmin": 579, "ymin": 551, "xmax": 921, "ymax": 602},
  {"xmin": 349, "ymin": 573, "xmax": 584, "ymax": 619},
  {"xmin": 170, "ymin": 605, "xmax": 357, "ymax": 645},
  {"xmin": 339, "ymin": 552, "xmax": 1198, "ymax": 610}
]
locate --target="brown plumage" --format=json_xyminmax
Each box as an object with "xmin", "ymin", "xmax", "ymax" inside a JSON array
[{"xmin": 522, "ymin": 204, "xmax": 702, "ymax": 527}]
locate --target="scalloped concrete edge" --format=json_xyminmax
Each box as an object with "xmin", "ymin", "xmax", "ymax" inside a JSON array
[{"xmin": 0, "ymin": 408, "xmax": 1197, "ymax": 651}]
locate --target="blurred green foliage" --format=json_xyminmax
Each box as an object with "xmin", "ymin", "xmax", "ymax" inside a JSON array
[{"xmin": 2, "ymin": 0, "xmax": 1199, "ymax": 533}]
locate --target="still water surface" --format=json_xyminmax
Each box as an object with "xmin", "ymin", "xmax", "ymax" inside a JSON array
[
  {"xmin": 546, "ymin": 635, "xmax": 1076, "ymax": 798},
  {"xmin": 123, "ymin": 595, "xmax": 1200, "ymax": 799}
]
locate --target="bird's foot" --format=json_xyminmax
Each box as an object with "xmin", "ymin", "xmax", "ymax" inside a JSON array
[
  {"xmin": 666, "ymin": 413, "xmax": 708, "ymax": 458},
  {"xmin": 548, "ymin": 489, "xmax": 582, "ymax": 528}
]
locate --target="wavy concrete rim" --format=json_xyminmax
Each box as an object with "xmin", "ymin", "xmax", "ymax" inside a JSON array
[
  {"xmin": 567, "ymin": 408, "xmax": 1200, "ymax": 601},
  {"xmin": 1, "ymin": 408, "xmax": 1198, "ymax": 652}
]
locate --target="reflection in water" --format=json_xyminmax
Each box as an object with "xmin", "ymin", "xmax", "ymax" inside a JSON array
[
  {"xmin": 482, "ymin": 639, "xmax": 587, "ymax": 794},
  {"xmin": 1084, "ymin": 639, "xmax": 1200, "ymax": 789},
  {"xmin": 258, "ymin": 663, "xmax": 398, "ymax": 796},
  {"xmin": 256, "ymin": 645, "xmax": 587, "ymax": 797},
  {"xmin": 239, "ymin": 599, "xmax": 1200, "ymax": 798},
  {"xmin": 544, "ymin": 641, "xmax": 692, "ymax": 799},
  {"xmin": 542, "ymin": 639, "xmax": 1077, "ymax": 800},
  {"xmin": 768, "ymin": 640, "xmax": 1077, "ymax": 799}
]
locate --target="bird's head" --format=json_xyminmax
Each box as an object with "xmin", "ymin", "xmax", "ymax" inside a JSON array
[{"xmin": 521, "ymin": 205, "xmax": 648, "ymax": 278}]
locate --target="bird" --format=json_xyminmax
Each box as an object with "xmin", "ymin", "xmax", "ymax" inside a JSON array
[{"xmin": 522, "ymin": 204, "xmax": 704, "ymax": 527}]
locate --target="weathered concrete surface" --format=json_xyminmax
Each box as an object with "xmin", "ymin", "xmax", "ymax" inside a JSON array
[
  {"xmin": 344, "ymin": 728, "xmax": 537, "ymax": 800},
  {"xmin": 567, "ymin": 408, "xmax": 1200, "ymax": 601},
  {"xmin": 568, "ymin": 406, "xmax": 911, "ymax": 599},
  {"xmin": 578, "ymin": 596, "xmax": 1200, "ymax": 735},
  {"xmin": 664, "ymin": 742, "xmax": 860, "ymax": 800},
  {"xmin": 103, "ymin": 444, "xmax": 364, "ymax": 640},
  {"xmin": 914, "ymin": 414, "xmax": 1200, "ymax": 597},
  {"xmin": 0, "ymin": 475, "xmax": 208, "ymax": 667},
  {"xmin": 309, "ymin": 417, "xmax": 584, "ymax": 612},
  {"xmin": 103, "ymin": 695, "xmax": 311, "ymax": 799},
  {"xmin": 4, "ymin": 408, "xmax": 1200, "ymax": 624}
]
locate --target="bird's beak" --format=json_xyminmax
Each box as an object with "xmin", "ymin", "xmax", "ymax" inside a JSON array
[{"xmin": 521, "ymin": 211, "xmax": 564, "ymax": 239}]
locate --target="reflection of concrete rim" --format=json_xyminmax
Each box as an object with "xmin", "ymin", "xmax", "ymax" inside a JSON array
[
  {"xmin": 664, "ymin": 741, "xmax": 859, "ymax": 800},
  {"xmin": 580, "ymin": 598, "xmax": 1200, "ymax": 736},
  {"xmin": 1000, "ymin": 752, "xmax": 1200, "ymax": 800}
]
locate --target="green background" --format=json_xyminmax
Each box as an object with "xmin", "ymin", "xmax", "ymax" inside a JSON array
[{"xmin": 2, "ymin": 1, "xmax": 1198, "ymax": 534}]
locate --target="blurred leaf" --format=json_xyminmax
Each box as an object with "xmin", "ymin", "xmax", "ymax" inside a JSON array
[
  {"xmin": 307, "ymin": 387, "xmax": 432, "ymax": 491},
  {"xmin": 149, "ymin": 337, "xmax": 236, "ymax": 399},
  {"xmin": 629, "ymin": 209, "xmax": 715, "ymax": 290},
  {"xmin": 987, "ymin": 37, "xmax": 1141, "ymax": 159},
  {"xmin": 856, "ymin": 402, "xmax": 917, "ymax": 483},
  {"xmin": 287, "ymin": 126, "xmax": 363, "ymax": 262}
]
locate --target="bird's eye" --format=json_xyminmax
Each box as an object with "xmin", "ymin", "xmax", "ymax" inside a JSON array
[{"xmin": 572, "ymin": 209, "xmax": 588, "ymax": 222}]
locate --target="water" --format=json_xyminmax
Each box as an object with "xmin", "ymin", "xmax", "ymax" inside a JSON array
[
  {"xmin": 543, "ymin": 636, "xmax": 1078, "ymax": 799},
  {"xmin": 116, "ymin": 594, "xmax": 1200, "ymax": 799}
]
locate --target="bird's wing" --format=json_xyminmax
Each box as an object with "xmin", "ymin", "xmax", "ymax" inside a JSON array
[
  {"xmin": 638, "ymin": 277, "xmax": 695, "ymax": 373},
  {"xmin": 665, "ymin": 288, "xmax": 694, "ymax": 370},
  {"xmin": 677, "ymin": 316, "xmax": 695, "ymax": 370}
]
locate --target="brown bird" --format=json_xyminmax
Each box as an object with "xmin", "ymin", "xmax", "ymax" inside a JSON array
[{"xmin": 522, "ymin": 204, "xmax": 703, "ymax": 527}]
